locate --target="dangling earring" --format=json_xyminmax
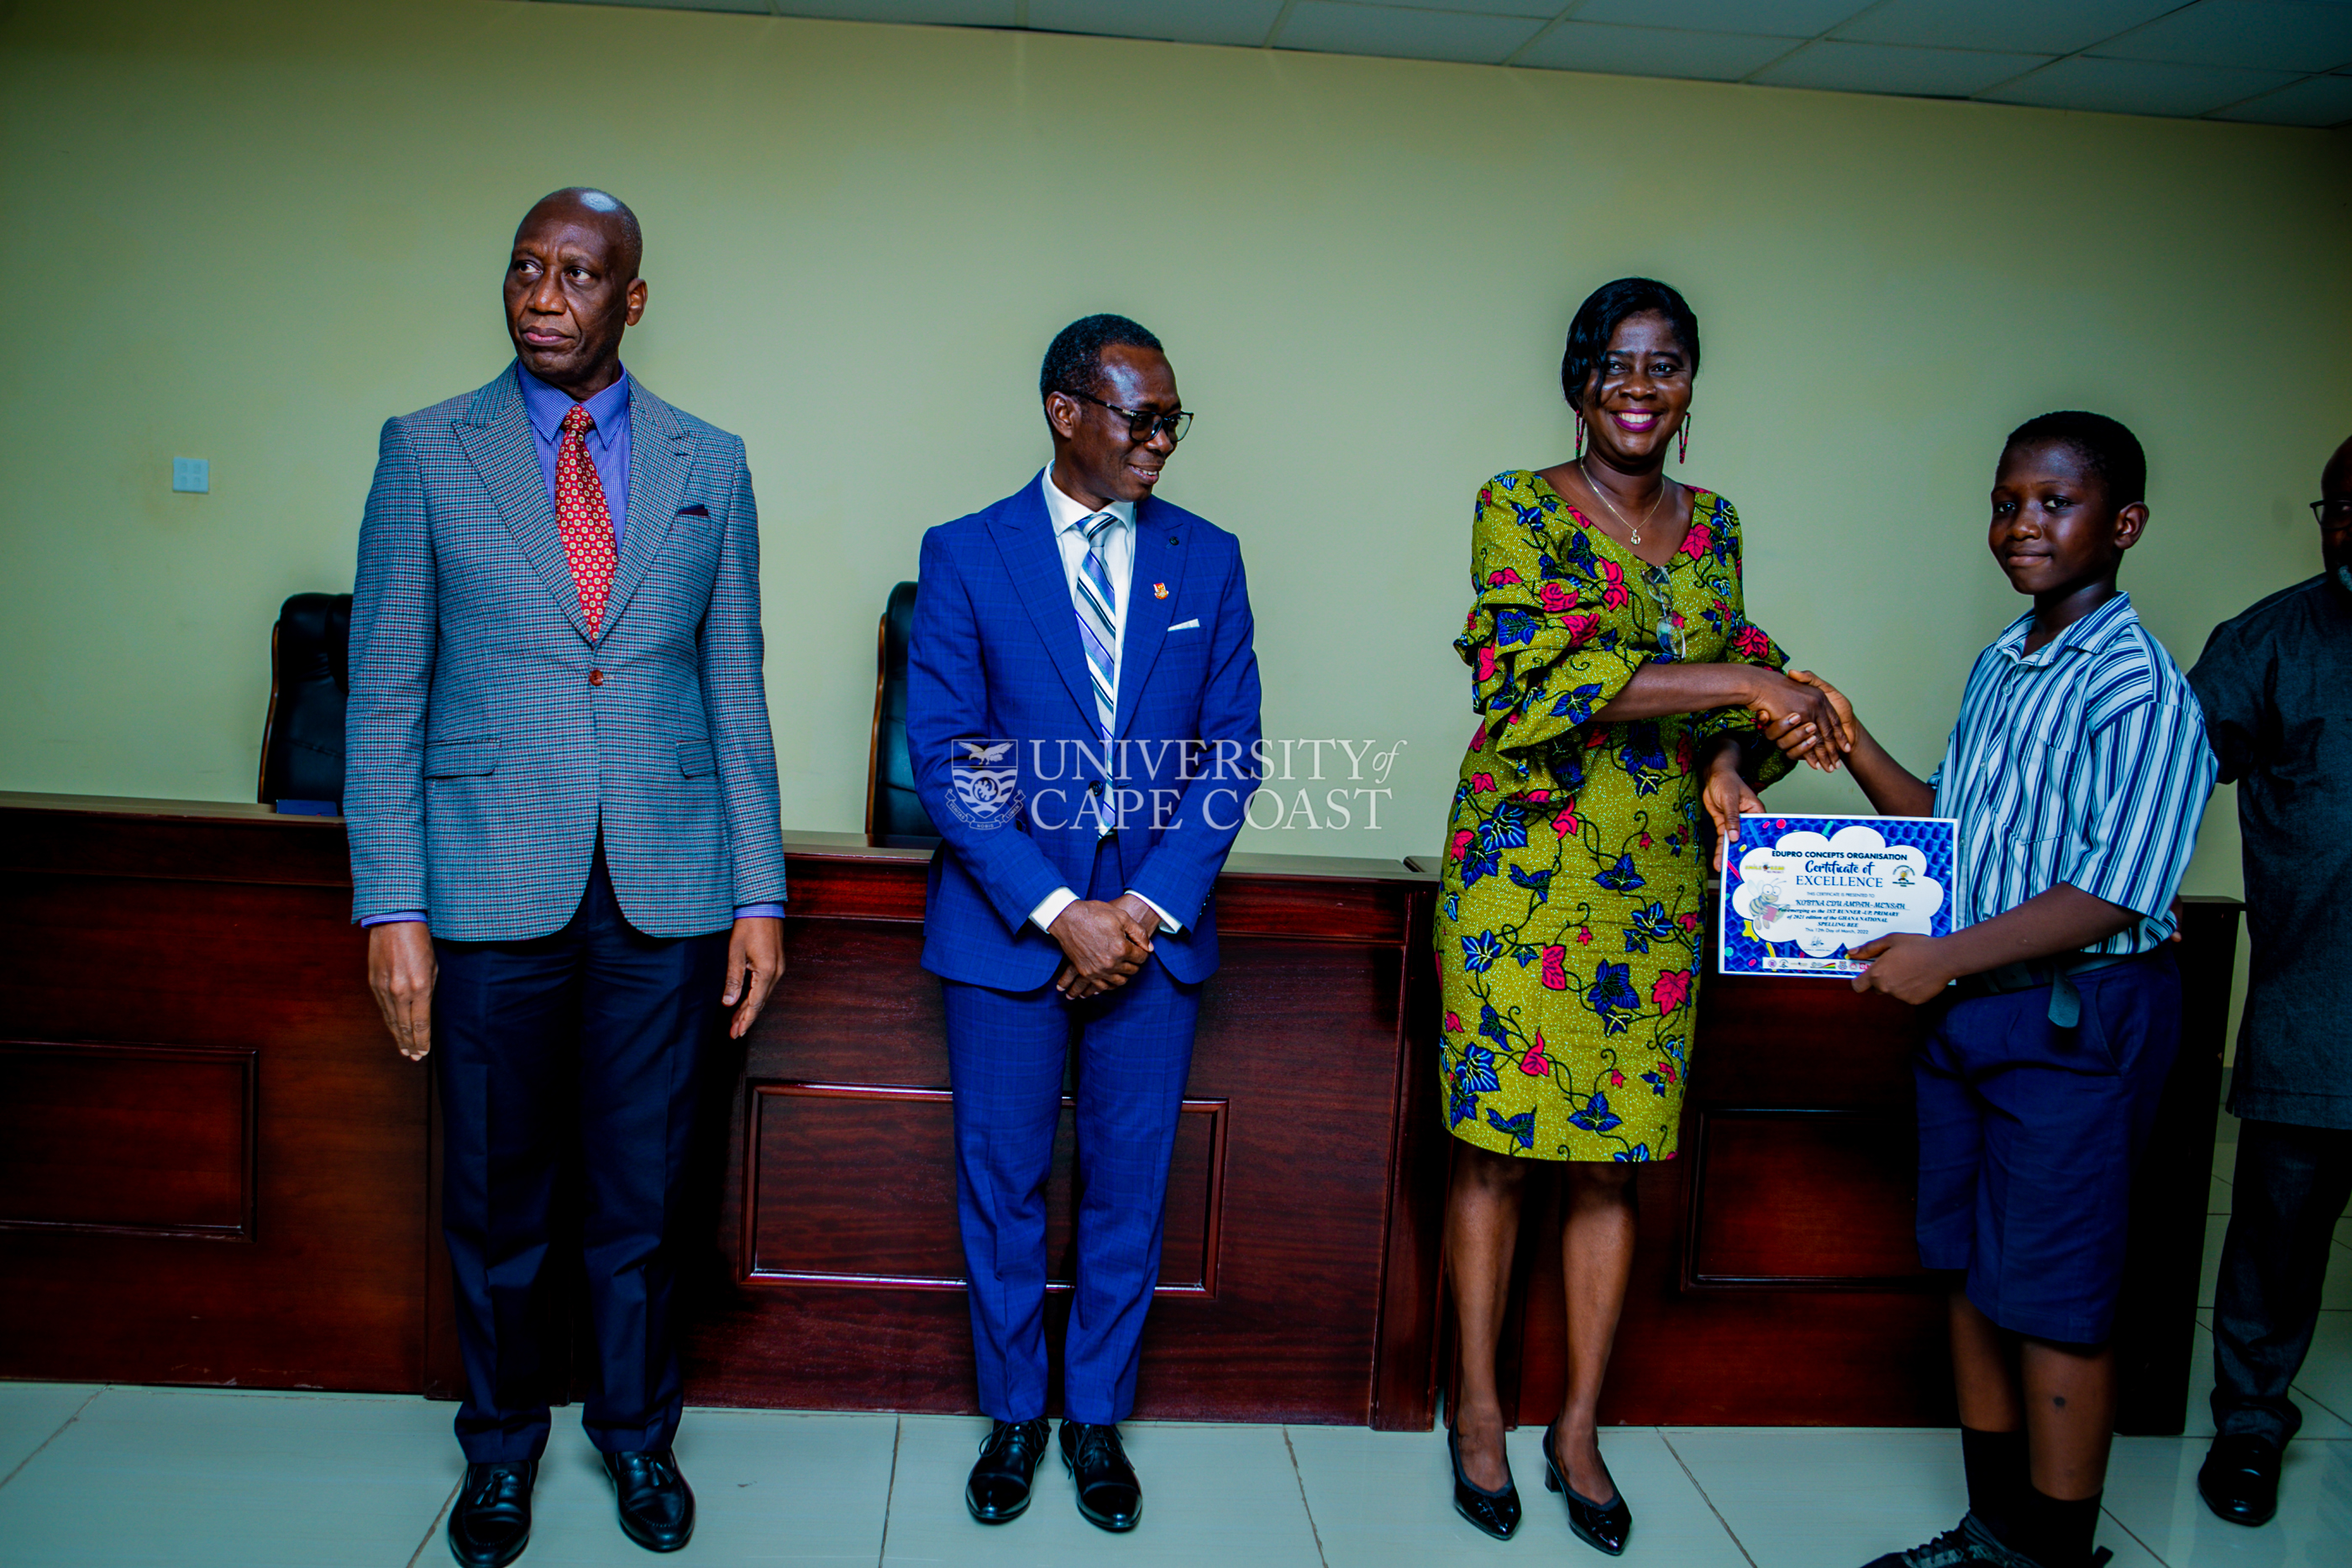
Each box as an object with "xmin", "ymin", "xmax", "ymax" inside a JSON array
[
  {"xmin": 1574, "ymin": 415, "xmax": 1586, "ymax": 462},
  {"xmin": 1677, "ymin": 413, "xmax": 1690, "ymax": 465}
]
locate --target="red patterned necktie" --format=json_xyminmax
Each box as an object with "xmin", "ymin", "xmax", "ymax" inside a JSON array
[{"xmin": 555, "ymin": 404, "xmax": 617, "ymax": 636}]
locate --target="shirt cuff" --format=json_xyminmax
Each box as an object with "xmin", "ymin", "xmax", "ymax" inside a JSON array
[
  {"xmin": 1029, "ymin": 887, "xmax": 1079, "ymax": 933},
  {"xmin": 1128, "ymin": 890, "xmax": 1182, "ymax": 934},
  {"xmin": 734, "ymin": 904, "xmax": 786, "ymax": 920},
  {"xmin": 361, "ymin": 910, "xmax": 427, "ymax": 926}
]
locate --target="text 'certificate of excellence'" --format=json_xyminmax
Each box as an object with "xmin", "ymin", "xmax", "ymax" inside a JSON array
[{"xmin": 1717, "ymin": 814, "xmax": 1958, "ymax": 979}]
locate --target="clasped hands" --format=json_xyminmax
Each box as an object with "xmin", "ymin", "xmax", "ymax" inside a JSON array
[{"xmin": 1048, "ymin": 893, "xmax": 1161, "ymax": 1000}]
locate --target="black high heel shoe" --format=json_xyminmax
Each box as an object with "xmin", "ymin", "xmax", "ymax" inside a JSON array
[
  {"xmin": 1446, "ymin": 1424, "xmax": 1521, "ymax": 1540},
  {"xmin": 1543, "ymin": 1421, "xmax": 1630, "ymax": 1556}
]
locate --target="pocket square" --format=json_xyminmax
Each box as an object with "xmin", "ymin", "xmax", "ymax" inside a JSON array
[
  {"xmin": 1168, "ymin": 617, "xmax": 1200, "ymax": 632},
  {"xmin": 676, "ymin": 503, "xmax": 711, "ymax": 517}
]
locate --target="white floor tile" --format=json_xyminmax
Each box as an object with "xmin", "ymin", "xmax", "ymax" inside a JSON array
[
  {"xmin": 2204, "ymin": 1212, "xmax": 2228, "ymax": 1308},
  {"xmin": 0, "ymin": 1381, "xmax": 100, "ymax": 1484},
  {"xmin": 0, "ymin": 1387, "xmax": 455, "ymax": 1568},
  {"xmin": 517, "ymin": 1408, "xmax": 895, "ymax": 1566},
  {"xmin": 2283, "ymin": 1312, "xmax": 2352, "ymax": 1431},
  {"xmin": 1664, "ymin": 1427, "xmax": 1973, "ymax": 1568},
  {"xmin": 2216, "ymin": 1138, "xmax": 2238, "ymax": 1179},
  {"xmin": 1287, "ymin": 1421, "xmax": 1747, "ymax": 1567},
  {"xmin": 879, "ymin": 1415, "xmax": 1322, "ymax": 1566},
  {"xmin": 2103, "ymin": 1434, "xmax": 2352, "ymax": 1567},
  {"xmin": 2326, "ymin": 1241, "xmax": 2352, "ymax": 1312},
  {"xmin": 2212, "ymin": 1174, "xmax": 2234, "ymax": 1214}
]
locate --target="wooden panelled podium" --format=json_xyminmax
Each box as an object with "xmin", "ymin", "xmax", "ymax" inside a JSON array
[{"xmin": 0, "ymin": 794, "xmax": 2234, "ymax": 1433}]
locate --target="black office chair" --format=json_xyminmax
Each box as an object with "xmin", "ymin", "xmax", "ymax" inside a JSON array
[
  {"xmin": 865, "ymin": 580, "xmax": 941, "ymax": 847},
  {"xmin": 257, "ymin": 592, "xmax": 352, "ymax": 815}
]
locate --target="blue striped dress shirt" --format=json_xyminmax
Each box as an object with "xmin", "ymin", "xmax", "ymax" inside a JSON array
[{"xmin": 1929, "ymin": 591, "xmax": 2214, "ymax": 956}]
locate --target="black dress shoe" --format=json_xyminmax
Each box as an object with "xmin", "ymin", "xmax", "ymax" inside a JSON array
[
  {"xmin": 447, "ymin": 1459, "xmax": 536, "ymax": 1568},
  {"xmin": 1544, "ymin": 1421, "xmax": 1630, "ymax": 1556},
  {"xmin": 1059, "ymin": 1420, "xmax": 1142, "ymax": 1532},
  {"xmin": 602, "ymin": 1447, "xmax": 695, "ymax": 1553},
  {"xmin": 966, "ymin": 1418, "xmax": 1051, "ymax": 1523},
  {"xmin": 2198, "ymin": 1433, "xmax": 2281, "ymax": 1527},
  {"xmin": 1446, "ymin": 1424, "xmax": 1521, "ymax": 1539}
]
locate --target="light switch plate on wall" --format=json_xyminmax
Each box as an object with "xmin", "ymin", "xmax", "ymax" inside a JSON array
[{"xmin": 172, "ymin": 457, "xmax": 208, "ymax": 493}]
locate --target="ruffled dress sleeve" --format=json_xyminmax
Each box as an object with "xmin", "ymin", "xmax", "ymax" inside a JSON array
[{"xmin": 1454, "ymin": 475, "xmax": 1651, "ymax": 771}]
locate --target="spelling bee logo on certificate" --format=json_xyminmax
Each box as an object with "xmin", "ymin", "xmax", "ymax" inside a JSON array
[{"xmin": 1718, "ymin": 815, "xmax": 1959, "ymax": 978}]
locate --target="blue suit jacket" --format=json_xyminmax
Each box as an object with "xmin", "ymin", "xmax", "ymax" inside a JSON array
[
  {"xmin": 344, "ymin": 364, "xmax": 786, "ymax": 941},
  {"xmin": 907, "ymin": 475, "xmax": 1263, "ymax": 989}
]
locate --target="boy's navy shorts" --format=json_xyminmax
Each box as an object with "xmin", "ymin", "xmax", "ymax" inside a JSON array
[{"xmin": 1914, "ymin": 950, "xmax": 2181, "ymax": 1345}]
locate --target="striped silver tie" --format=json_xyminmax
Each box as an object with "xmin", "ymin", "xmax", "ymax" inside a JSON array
[{"xmin": 1074, "ymin": 512, "xmax": 1120, "ymax": 743}]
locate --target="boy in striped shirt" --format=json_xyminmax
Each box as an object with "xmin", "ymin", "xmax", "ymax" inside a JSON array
[{"xmin": 1806, "ymin": 412, "xmax": 2215, "ymax": 1568}]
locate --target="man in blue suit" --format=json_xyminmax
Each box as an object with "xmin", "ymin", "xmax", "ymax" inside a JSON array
[
  {"xmin": 907, "ymin": 314, "xmax": 1263, "ymax": 1534},
  {"xmin": 345, "ymin": 189, "xmax": 786, "ymax": 1567}
]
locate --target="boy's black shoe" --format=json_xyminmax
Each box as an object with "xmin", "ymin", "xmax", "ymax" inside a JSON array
[
  {"xmin": 1860, "ymin": 1511, "xmax": 2115, "ymax": 1568},
  {"xmin": 2197, "ymin": 1434, "xmax": 2281, "ymax": 1527},
  {"xmin": 1059, "ymin": 1420, "xmax": 1142, "ymax": 1532},
  {"xmin": 966, "ymin": 1419, "xmax": 1051, "ymax": 1523},
  {"xmin": 448, "ymin": 1459, "xmax": 536, "ymax": 1568},
  {"xmin": 602, "ymin": 1447, "xmax": 694, "ymax": 1552}
]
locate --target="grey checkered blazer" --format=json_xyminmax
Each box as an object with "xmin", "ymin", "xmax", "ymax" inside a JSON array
[{"xmin": 344, "ymin": 364, "xmax": 786, "ymax": 941}]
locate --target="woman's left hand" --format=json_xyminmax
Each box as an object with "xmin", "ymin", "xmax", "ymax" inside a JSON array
[{"xmin": 1702, "ymin": 747, "xmax": 1763, "ymax": 872}]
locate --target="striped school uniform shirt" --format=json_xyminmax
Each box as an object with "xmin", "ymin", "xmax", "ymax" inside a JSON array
[{"xmin": 1929, "ymin": 591, "xmax": 2215, "ymax": 956}]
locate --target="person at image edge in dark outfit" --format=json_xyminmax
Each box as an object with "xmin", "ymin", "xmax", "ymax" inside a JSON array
[{"xmin": 2187, "ymin": 433, "xmax": 2352, "ymax": 1529}]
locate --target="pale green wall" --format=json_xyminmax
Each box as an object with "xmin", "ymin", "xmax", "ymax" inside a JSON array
[{"xmin": 3, "ymin": 0, "xmax": 2346, "ymax": 920}]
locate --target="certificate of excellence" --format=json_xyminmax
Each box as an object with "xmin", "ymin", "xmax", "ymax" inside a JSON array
[{"xmin": 1716, "ymin": 814, "xmax": 1959, "ymax": 979}]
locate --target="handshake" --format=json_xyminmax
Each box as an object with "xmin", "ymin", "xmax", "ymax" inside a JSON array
[{"xmin": 1699, "ymin": 666, "xmax": 1858, "ymax": 870}]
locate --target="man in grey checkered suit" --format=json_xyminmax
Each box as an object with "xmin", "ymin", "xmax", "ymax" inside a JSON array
[{"xmin": 344, "ymin": 188, "xmax": 786, "ymax": 1567}]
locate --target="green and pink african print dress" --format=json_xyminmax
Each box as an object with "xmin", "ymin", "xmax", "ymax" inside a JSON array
[{"xmin": 1436, "ymin": 470, "xmax": 1793, "ymax": 1162}]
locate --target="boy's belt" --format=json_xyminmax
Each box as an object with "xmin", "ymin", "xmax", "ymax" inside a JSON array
[{"xmin": 1952, "ymin": 951, "xmax": 2139, "ymax": 1029}]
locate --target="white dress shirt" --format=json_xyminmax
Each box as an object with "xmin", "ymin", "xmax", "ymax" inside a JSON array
[{"xmin": 1028, "ymin": 468, "xmax": 1179, "ymax": 937}]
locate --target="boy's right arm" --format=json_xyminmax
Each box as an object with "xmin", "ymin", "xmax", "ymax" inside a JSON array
[{"xmin": 1783, "ymin": 671, "xmax": 1936, "ymax": 816}]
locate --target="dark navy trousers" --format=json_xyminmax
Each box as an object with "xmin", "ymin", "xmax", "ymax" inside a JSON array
[
  {"xmin": 942, "ymin": 839, "xmax": 1200, "ymax": 1426},
  {"xmin": 432, "ymin": 847, "xmax": 727, "ymax": 1464},
  {"xmin": 2212, "ymin": 1119, "xmax": 2352, "ymax": 1445}
]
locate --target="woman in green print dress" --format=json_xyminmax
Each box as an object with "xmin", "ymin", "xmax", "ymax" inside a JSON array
[{"xmin": 1436, "ymin": 279, "xmax": 1851, "ymax": 1555}]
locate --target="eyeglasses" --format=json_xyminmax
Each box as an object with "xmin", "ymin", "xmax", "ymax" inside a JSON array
[
  {"xmin": 1062, "ymin": 390, "xmax": 1194, "ymax": 444},
  {"xmin": 2310, "ymin": 499, "xmax": 2352, "ymax": 530}
]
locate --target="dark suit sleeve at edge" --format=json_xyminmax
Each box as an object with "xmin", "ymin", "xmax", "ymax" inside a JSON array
[
  {"xmin": 906, "ymin": 526, "xmax": 1068, "ymax": 932},
  {"xmin": 701, "ymin": 441, "xmax": 789, "ymax": 906},
  {"xmin": 344, "ymin": 417, "xmax": 436, "ymax": 921}
]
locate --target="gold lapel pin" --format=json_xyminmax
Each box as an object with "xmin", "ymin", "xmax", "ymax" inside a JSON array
[{"xmin": 1152, "ymin": 583, "xmax": 1169, "ymax": 599}]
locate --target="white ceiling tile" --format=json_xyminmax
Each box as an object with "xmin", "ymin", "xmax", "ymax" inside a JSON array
[
  {"xmin": 1755, "ymin": 39, "xmax": 2053, "ymax": 97},
  {"xmin": 2208, "ymin": 69, "xmax": 2352, "ymax": 123},
  {"xmin": 1275, "ymin": 3, "xmax": 1547, "ymax": 64},
  {"xmin": 1516, "ymin": 20, "xmax": 1798, "ymax": 80},
  {"xmin": 1831, "ymin": 0, "xmax": 2181, "ymax": 55},
  {"xmin": 769, "ymin": 3, "xmax": 1020, "ymax": 23},
  {"xmin": 1343, "ymin": 0, "xmax": 1559, "ymax": 17},
  {"xmin": 1027, "ymin": 0, "xmax": 1287, "ymax": 47},
  {"xmin": 1982, "ymin": 55, "xmax": 2302, "ymax": 116},
  {"xmin": 1571, "ymin": 0, "xmax": 1874, "ymax": 38},
  {"xmin": 2092, "ymin": 0, "xmax": 2352, "ymax": 72},
  {"xmin": 565, "ymin": 0, "xmax": 774, "ymax": 11}
]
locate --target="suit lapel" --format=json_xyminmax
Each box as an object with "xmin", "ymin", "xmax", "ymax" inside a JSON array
[
  {"xmin": 1114, "ymin": 499, "xmax": 1186, "ymax": 740},
  {"xmin": 456, "ymin": 365, "xmax": 592, "ymax": 642},
  {"xmin": 604, "ymin": 383, "xmax": 690, "ymax": 636},
  {"xmin": 994, "ymin": 477, "xmax": 1098, "ymax": 728}
]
